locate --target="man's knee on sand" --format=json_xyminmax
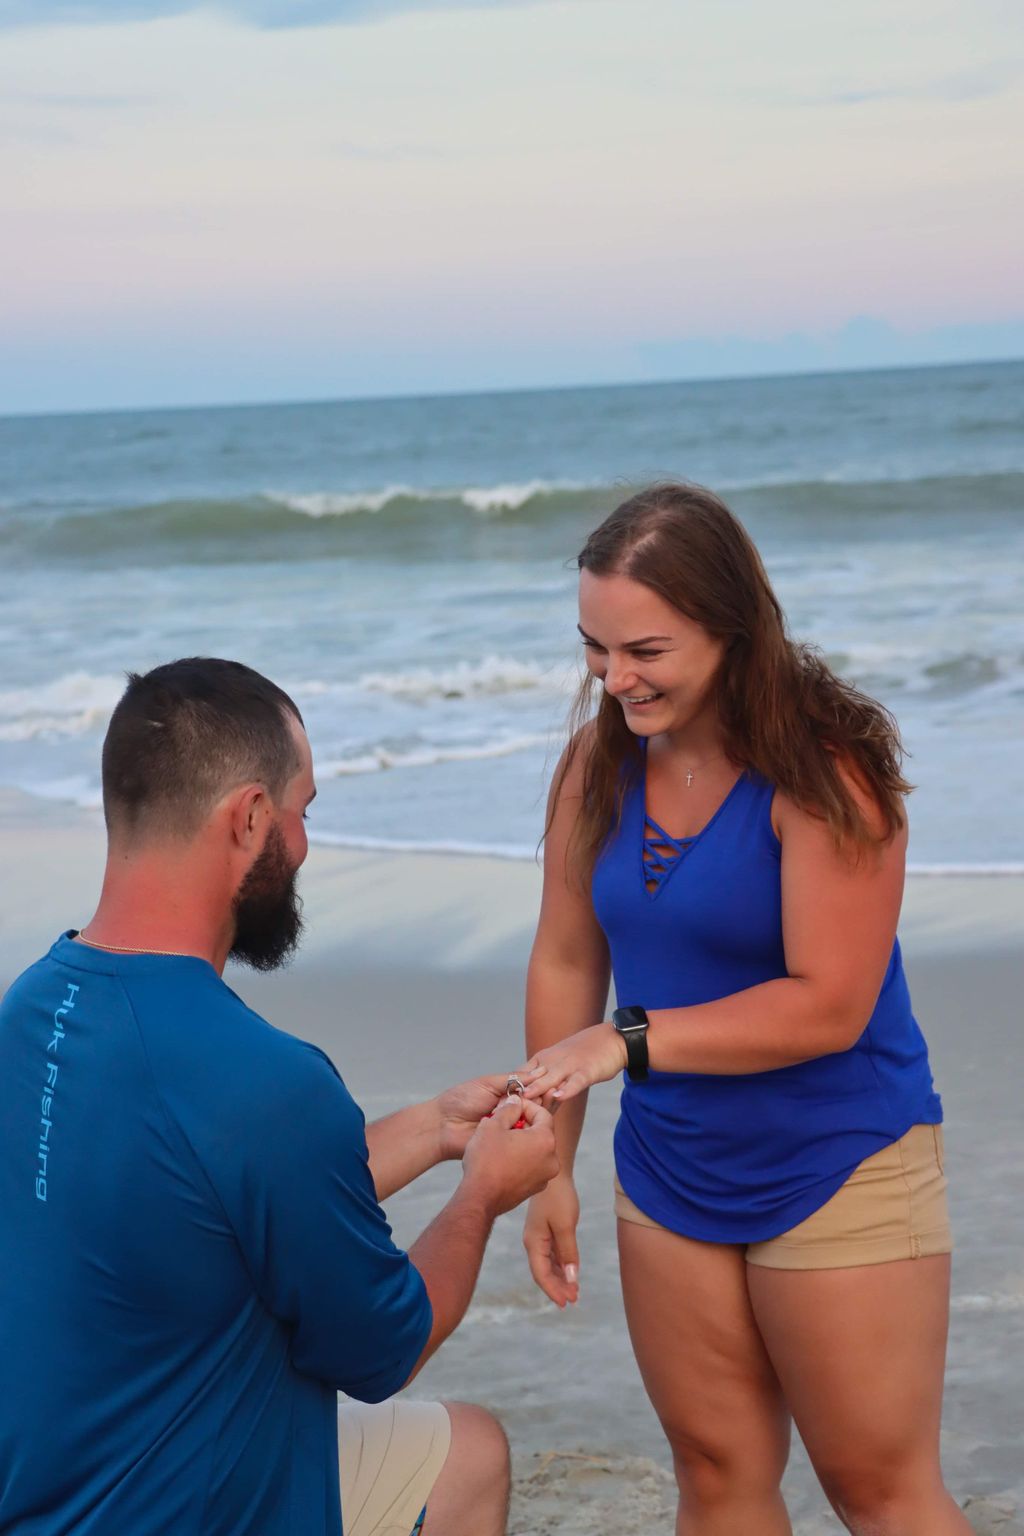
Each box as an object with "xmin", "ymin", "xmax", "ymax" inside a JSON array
[{"xmin": 423, "ymin": 1403, "xmax": 510, "ymax": 1535}]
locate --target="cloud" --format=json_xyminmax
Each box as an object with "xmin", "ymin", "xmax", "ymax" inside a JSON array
[
  {"xmin": 829, "ymin": 60, "xmax": 1022, "ymax": 106},
  {"xmin": 334, "ymin": 138, "xmax": 447, "ymax": 162},
  {"xmin": 4, "ymin": 89, "xmax": 146, "ymax": 107},
  {"xmin": 0, "ymin": 0, "xmax": 534, "ymax": 28}
]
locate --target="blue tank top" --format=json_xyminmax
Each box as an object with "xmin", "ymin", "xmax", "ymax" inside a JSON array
[{"xmin": 592, "ymin": 764, "xmax": 942, "ymax": 1244}]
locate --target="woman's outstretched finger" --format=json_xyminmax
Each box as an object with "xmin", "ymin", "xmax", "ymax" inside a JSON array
[{"xmin": 524, "ymin": 1072, "xmax": 562, "ymax": 1100}]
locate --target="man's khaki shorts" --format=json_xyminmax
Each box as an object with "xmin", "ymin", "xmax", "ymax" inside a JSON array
[
  {"xmin": 338, "ymin": 1399, "xmax": 452, "ymax": 1536},
  {"xmin": 614, "ymin": 1123, "xmax": 952, "ymax": 1269}
]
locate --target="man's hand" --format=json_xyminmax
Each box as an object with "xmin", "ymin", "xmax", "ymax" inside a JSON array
[
  {"xmin": 405, "ymin": 1096, "xmax": 559, "ymax": 1380},
  {"xmin": 367, "ymin": 1074, "xmax": 536, "ymax": 1201},
  {"xmin": 366, "ymin": 1075, "xmax": 509, "ymax": 1200},
  {"xmin": 461, "ymin": 1097, "xmax": 559, "ymax": 1218},
  {"xmin": 434, "ymin": 1075, "xmax": 512, "ymax": 1160},
  {"xmin": 518, "ymin": 1022, "xmax": 628, "ymax": 1107}
]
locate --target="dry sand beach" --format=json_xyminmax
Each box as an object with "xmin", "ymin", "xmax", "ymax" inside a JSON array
[{"xmin": 2, "ymin": 788, "xmax": 1021, "ymax": 1535}]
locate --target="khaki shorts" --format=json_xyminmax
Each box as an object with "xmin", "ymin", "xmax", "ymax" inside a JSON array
[
  {"xmin": 614, "ymin": 1123, "xmax": 952, "ymax": 1270},
  {"xmin": 338, "ymin": 1399, "xmax": 452, "ymax": 1536}
]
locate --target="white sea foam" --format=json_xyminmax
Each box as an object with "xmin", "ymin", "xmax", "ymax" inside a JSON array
[
  {"xmin": 818, "ymin": 642, "xmax": 1021, "ymax": 702},
  {"xmin": 295, "ymin": 646, "xmax": 1015, "ymax": 710},
  {"xmin": 267, "ymin": 469, "xmax": 1017, "ymax": 521},
  {"xmin": 267, "ymin": 479, "xmax": 589, "ymax": 519},
  {"xmin": 317, "ymin": 732, "xmax": 549, "ymax": 778},
  {"xmin": 0, "ymin": 713, "xmax": 110, "ymax": 743},
  {"xmin": 267, "ymin": 485, "xmax": 421, "ymax": 517},
  {"xmin": 356, "ymin": 657, "xmax": 566, "ymax": 700},
  {"xmin": 950, "ymin": 1292, "xmax": 1024, "ymax": 1313},
  {"xmin": 459, "ymin": 1298, "xmax": 553, "ymax": 1326},
  {"xmin": 0, "ymin": 672, "xmax": 123, "ymax": 741},
  {"xmin": 0, "ymin": 661, "xmax": 565, "ymax": 749},
  {"xmin": 907, "ymin": 863, "xmax": 1024, "ymax": 876},
  {"xmin": 285, "ymin": 658, "xmax": 572, "ymax": 704},
  {"xmin": 460, "ymin": 480, "xmax": 578, "ymax": 513},
  {"xmin": 0, "ymin": 671, "xmax": 124, "ymax": 719},
  {"xmin": 307, "ymin": 830, "xmax": 535, "ymax": 860}
]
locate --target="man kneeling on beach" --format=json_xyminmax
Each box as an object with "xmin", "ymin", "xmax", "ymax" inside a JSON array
[{"xmin": 0, "ymin": 658, "xmax": 558, "ymax": 1536}]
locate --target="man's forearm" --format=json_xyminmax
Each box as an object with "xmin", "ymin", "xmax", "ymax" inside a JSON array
[
  {"xmin": 365, "ymin": 1100, "xmax": 444, "ymax": 1201},
  {"xmin": 404, "ymin": 1183, "xmax": 495, "ymax": 1379}
]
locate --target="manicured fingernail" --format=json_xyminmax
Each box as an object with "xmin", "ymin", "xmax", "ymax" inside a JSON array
[{"xmin": 565, "ymin": 1264, "xmax": 578, "ymax": 1284}]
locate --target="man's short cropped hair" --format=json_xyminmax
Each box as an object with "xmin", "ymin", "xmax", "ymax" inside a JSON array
[{"xmin": 102, "ymin": 658, "xmax": 304, "ymax": 839}]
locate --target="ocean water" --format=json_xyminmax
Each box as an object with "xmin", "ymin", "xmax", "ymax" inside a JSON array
[{"xmin": 1, "ymin": 360, "xmax": 1022, "ymax": 869}]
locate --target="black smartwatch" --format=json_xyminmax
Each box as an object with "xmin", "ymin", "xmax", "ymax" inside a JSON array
[{"xmin": 612, "ymin": 1006, "xmax": 650, "ymax": 1083}]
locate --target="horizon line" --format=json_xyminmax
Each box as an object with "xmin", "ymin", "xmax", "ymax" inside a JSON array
[{"xmin": 2, "ymin": 351, "xmax": 1022, "ymax": 424}]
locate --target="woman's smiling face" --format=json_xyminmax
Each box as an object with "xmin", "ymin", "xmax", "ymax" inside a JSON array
[{"xmin": 578, "ymin": 568, "xmax": 726, "ymax": 738}]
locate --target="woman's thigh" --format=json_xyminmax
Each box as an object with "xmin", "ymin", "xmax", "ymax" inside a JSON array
[
  {"xmin": 746, "ymin": 1254, "xmax": 952, "ymax": 1499},
  {"xmin": 617, "ymin": 1217, "xmax": 791, "ymax": 1491}
]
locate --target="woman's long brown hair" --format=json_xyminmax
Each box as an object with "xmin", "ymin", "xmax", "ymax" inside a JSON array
[{"xmin": 548, "ymin": 482, "xmax": 912, "ymax": 880}]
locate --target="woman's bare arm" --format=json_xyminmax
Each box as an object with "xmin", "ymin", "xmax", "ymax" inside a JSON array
[
  {"xmin": 522, "ymin": 771, "xmax": 909, "ymax": 1096},
  {"xmin": 523, "ymin": 733, "xmax": 612, "ymax": 1305},
  {"xmin": 526, "ymin": 733, "xmax": 612, "ymax": 1155}
]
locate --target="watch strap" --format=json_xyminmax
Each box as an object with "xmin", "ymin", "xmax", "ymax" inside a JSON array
[{"xmin": 612, "ymin": 1006, "xmax": 650, "ymax": 1083}]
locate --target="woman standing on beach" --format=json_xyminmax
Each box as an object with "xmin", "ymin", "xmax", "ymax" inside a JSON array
[{"xmin": 520, "ymin": 483, "xmax": 969, "ymax": 1535}]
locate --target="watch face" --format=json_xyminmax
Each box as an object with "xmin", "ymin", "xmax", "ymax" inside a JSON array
[{"xmin": 616, "ymin": 1006, "xmax": 648, "ymax": 1031}]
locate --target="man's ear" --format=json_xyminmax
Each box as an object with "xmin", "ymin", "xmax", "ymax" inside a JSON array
[{"xmin": 228, "ymin": 784, "xmax": 268, "ymax": 849}]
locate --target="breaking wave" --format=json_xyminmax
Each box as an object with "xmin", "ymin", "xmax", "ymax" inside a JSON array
[
  {"xmin": 0, "ymin": 672, "xmax": 126, "ymax": 742},
  {"xmin": 274, "ymin": 479, "xmax": 578, "ymax": 517},
  {"xmin": 3, "ymin": 470, "xmax": 1021, "ymax": 566}
]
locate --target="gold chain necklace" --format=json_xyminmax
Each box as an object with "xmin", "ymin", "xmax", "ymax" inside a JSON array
[{"xmin": 77, "ymin": 930, "xmax": 195, "ymax": 959}]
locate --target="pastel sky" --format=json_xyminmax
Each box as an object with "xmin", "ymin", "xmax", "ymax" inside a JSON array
[{"xmin": 2, "ymin": 0, "xmax": 1022, "ymax": 412}]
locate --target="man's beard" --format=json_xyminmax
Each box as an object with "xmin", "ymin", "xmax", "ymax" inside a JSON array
[{"xmin": 230, "ymin": 823, "xmax": 304, "ymax": 972}]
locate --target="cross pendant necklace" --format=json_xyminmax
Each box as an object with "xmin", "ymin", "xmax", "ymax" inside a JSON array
[{"xmin": 681, "ymin": 750, "xmax": 726, "ymax": 788}]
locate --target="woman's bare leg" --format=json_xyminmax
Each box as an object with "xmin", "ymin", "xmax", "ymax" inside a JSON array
[
  {"xmin": 748, "ymin": 1255, "xmax": 970, "ymax": 1535},
  {"xmin": 618, "ymin": 1219, "xmax": 793, "ymax": 1535}
]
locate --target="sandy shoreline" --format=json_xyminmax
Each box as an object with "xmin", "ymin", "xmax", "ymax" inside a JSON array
[{"xmin": 1, "ymin": 789, "xmax": 1021, "ymax": 1533}]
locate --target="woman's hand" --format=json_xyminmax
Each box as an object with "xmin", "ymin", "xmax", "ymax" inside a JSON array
[
  {"xmin": 518, "ymin": 1022, "xmax": 627, "ymax": 1106},
  {"xmin": 523, "ymin": 1175, "xmax": 581, "ymax": 1307}
]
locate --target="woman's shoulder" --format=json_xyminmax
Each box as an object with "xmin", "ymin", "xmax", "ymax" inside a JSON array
[
  {"xmin": 771, "ymin": 752, "xmax": 906, "ymax": 849},
  {"xmin": 550, "ymin": 718, "xmax": 600, "ymax": 800}
]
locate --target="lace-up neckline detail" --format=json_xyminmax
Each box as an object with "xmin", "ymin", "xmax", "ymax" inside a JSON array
[
  {"xmin": 639, "ymin": 766, "xmax": 749, "ymax": 899},
  {"xmin": 642, "ymin": 813, "xmax": 695, "ymax": 895}
]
